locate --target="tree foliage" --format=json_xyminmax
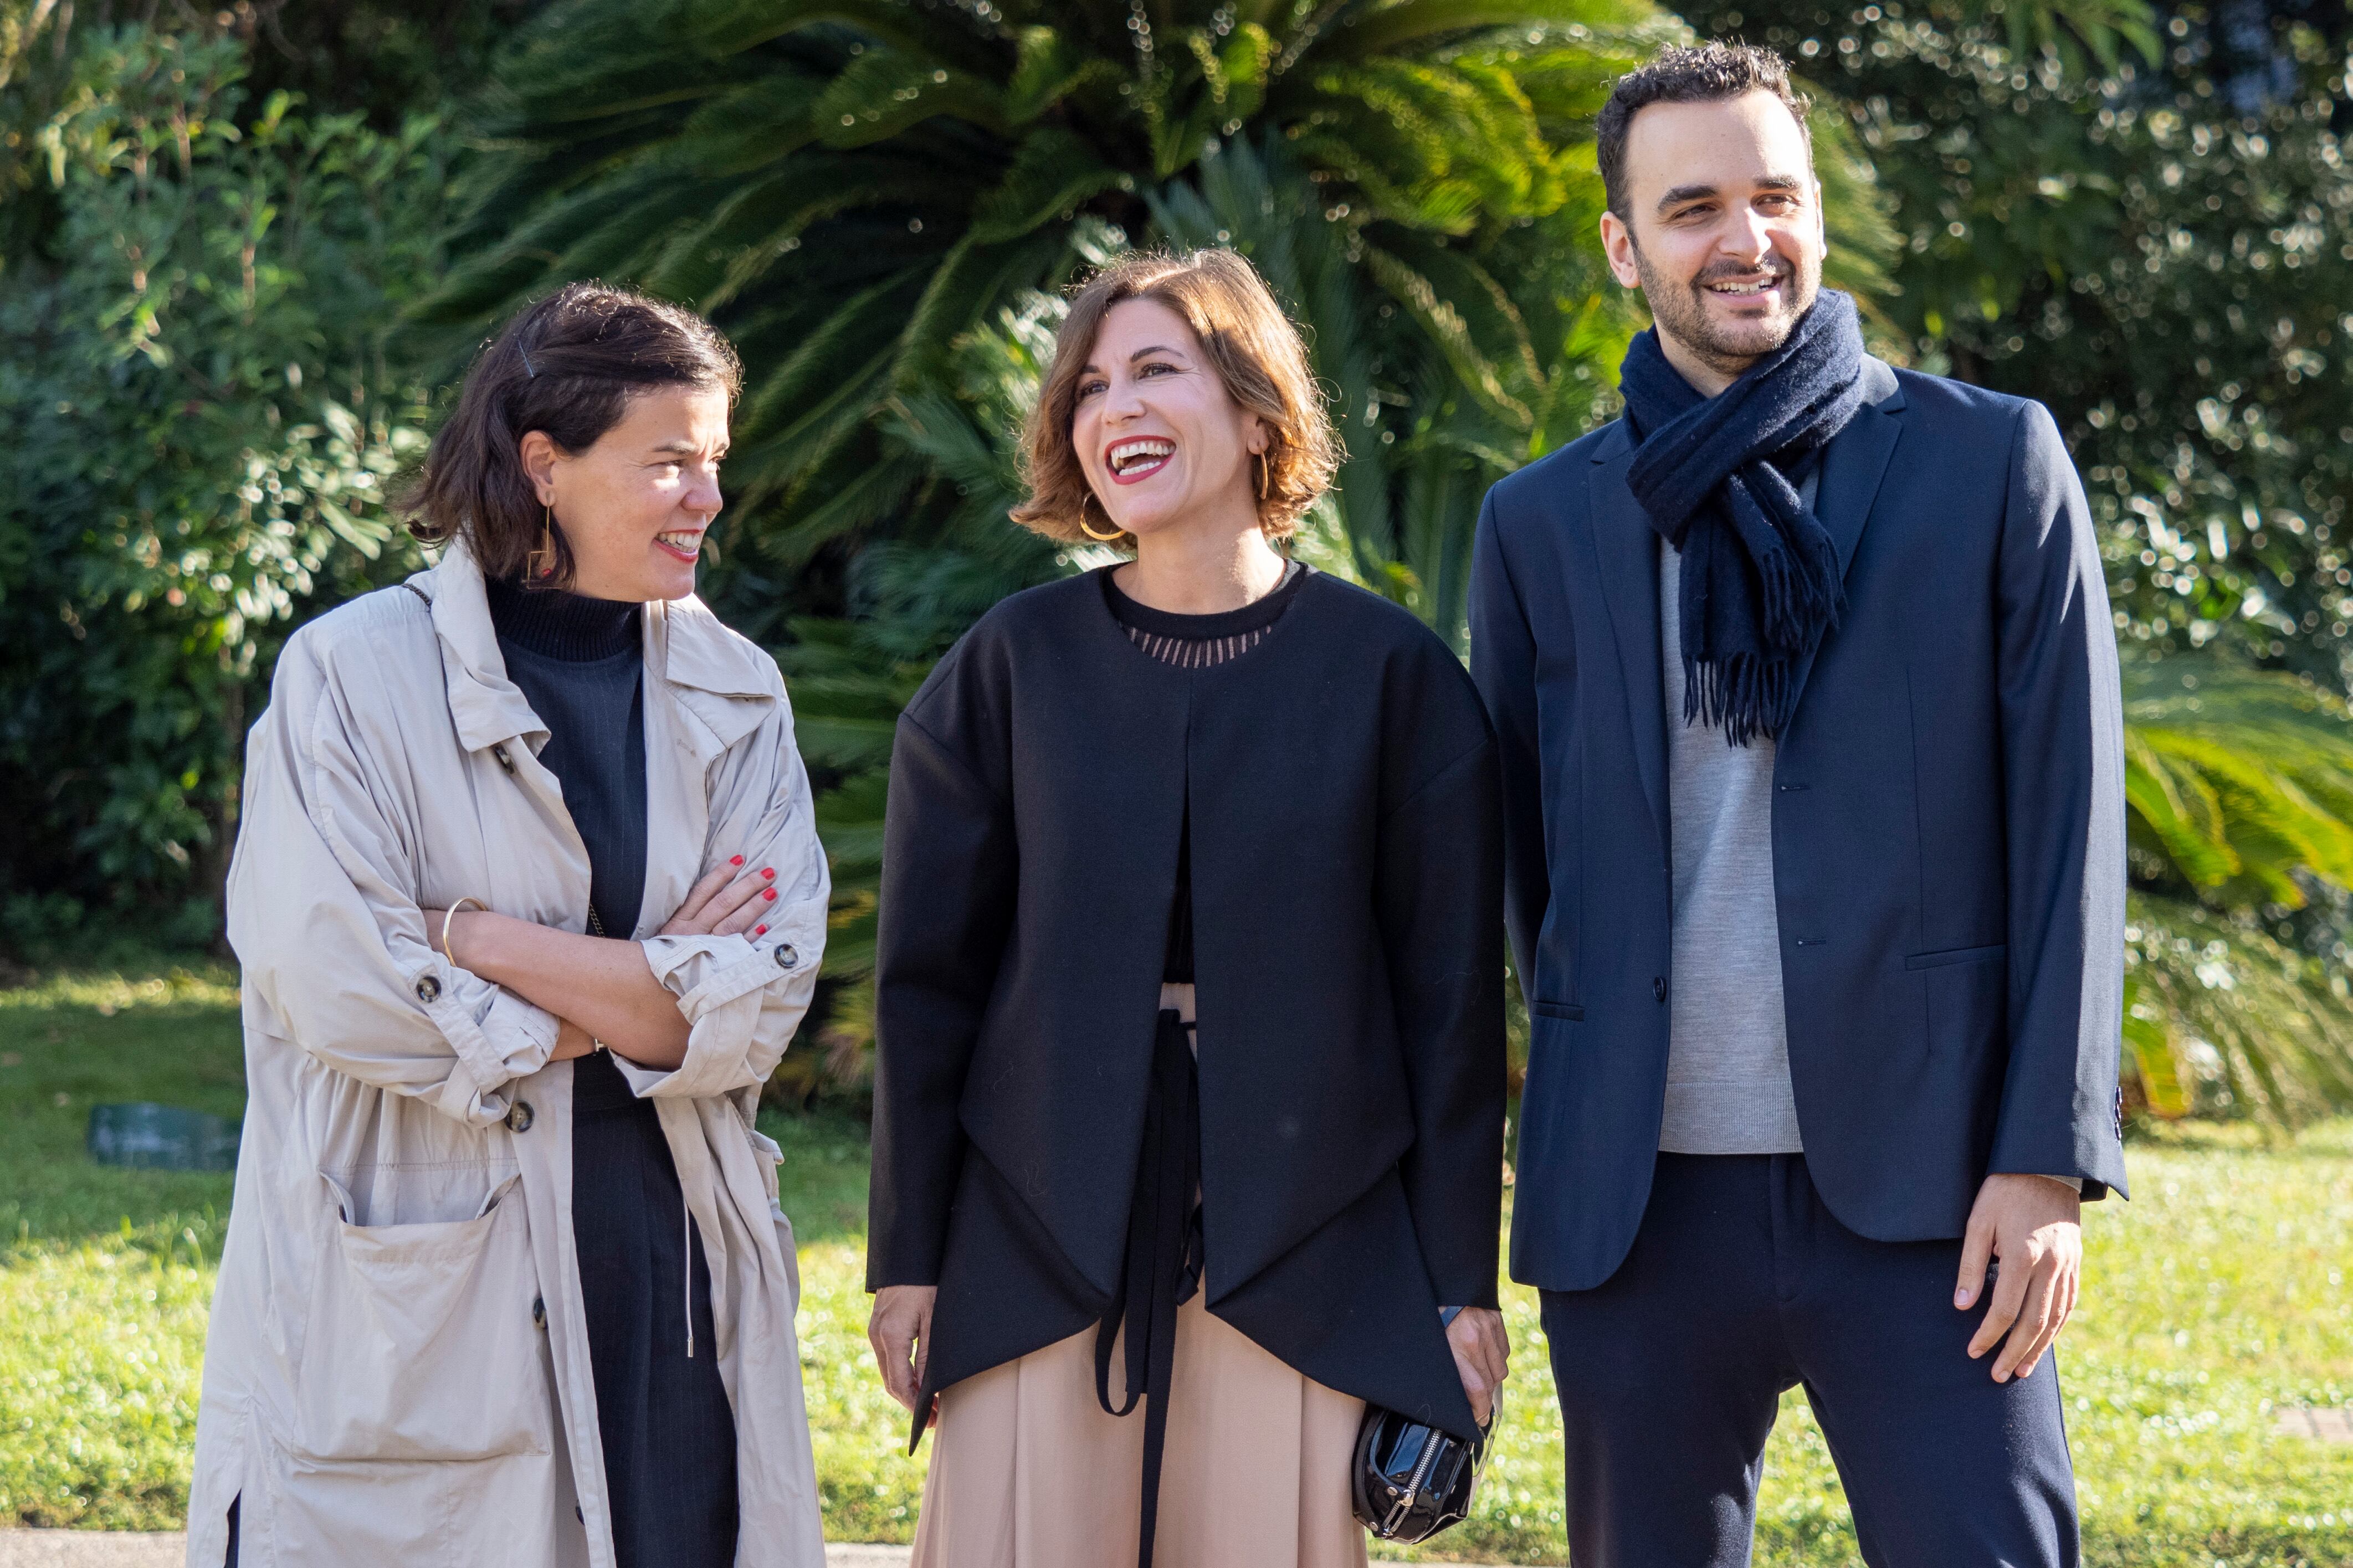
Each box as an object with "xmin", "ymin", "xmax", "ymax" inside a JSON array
[{"xmin": 0, "ymin": 27, "xmax": 444, "ymax": 951}]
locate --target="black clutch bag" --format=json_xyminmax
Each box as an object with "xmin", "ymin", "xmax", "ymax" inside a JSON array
[{"xmin": 1349, "ymin": 1308, "xmax": 1496, "ymax": 1544}]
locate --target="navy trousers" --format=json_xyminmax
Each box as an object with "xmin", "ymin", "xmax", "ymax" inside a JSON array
[{"xmin": 1540, "ymin": 1153, "xmax": 2077, "ymax": 1567}]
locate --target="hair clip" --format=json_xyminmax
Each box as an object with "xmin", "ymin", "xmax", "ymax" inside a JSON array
[{"xmin": 521, "ymin": 347, "xmax": 538, "ymax": 379}]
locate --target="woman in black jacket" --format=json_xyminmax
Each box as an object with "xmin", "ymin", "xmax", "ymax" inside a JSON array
[{"xmin": 865, "ymin": 249, "xmax": 1508, "ymax": 1568}]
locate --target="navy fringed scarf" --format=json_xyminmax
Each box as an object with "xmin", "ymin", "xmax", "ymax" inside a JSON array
[{"xmin": 1619, "ymin": 289, "xmax": 1869, "ymax": 746}]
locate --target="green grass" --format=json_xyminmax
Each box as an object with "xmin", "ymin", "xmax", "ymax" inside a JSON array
[{"xmin": 2, "ymin": 966, "xmax": 2350, "ymax": 1564}]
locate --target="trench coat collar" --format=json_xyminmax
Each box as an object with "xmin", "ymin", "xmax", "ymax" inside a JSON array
[
  {"xmin": 414, "ymin": 543, "xmax": 545, "ymax": 755},
  {"xmin": 646, "ymin": 595, "xmax": 782, "ymax": 769},
  {"xmin": 411, "ymin": 545, "xmax": 779, "ymax": 765},
  {"xmin": 1587, "ymin": 354, "xmax": 1906, "ymax": 863}
]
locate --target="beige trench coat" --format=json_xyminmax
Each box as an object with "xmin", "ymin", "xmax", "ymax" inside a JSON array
[{"xmin": 188, "ymin": 544, "xmax": 830, "ymax": 1568}]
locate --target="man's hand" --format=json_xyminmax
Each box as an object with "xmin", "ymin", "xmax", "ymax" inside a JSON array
[
  {"xmin": 1445, "ymin": 1306, "xmax": 1509, "ymax": 1426},
  {"xmin": 869, "ymin": 1284, "xmax": 939, "ymax": 1424},
  {"xmin": 1956, "ymin": 1173, "xmax": 2082, "ymax": 1382}
]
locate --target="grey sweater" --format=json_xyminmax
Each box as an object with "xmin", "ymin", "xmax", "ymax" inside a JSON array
[{"xmin": 1656, "ymin": 537, "xmax": 1806, "ymax": 1155}]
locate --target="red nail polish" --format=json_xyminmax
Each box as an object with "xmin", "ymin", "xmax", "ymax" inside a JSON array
[
  {"xmin": 730, "ymin": 855, "xmax": 744, "ymax": 866},
  {"xmin": 763, "ymin": 888, "xmax": 776, "ymax": 901},
  {"xmin": 761, "ymin": 867, "xmax": 774, "ymax": 879},
  {"xmin": 754, "ymin": 926, "xmax": 767, "ymax": 936}
]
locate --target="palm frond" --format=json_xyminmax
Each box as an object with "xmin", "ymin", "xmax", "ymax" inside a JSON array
[
  {"xmin": 1320, "ymin": 0, "xmax": 1655, "ymax": 60},
  {"xmin": 2124, "ymin": 892, "xmax": 2353, "ymax": 1123},
  {"xmin": 2123, "ymin": 652, "xmax": 2353, "ymax": 905}
]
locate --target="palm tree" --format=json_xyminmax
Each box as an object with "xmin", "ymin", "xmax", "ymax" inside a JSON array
[{"xmin": 421, "ymin": 0, "xmax": 1687, "ymax": 631}]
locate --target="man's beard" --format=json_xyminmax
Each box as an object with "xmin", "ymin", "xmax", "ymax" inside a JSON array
[{"xmin": 1633, "ymin": 246, "xmax": 1818, "ymax": 376}]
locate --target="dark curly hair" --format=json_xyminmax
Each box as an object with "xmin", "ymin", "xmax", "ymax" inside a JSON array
[
  {"xmin": 401, "ymin": 282, "xmax": 741, "ymax": 584},
  {"xmin": 1596, "ymin": 43, "xmax": 1813, "ymax": 223}
]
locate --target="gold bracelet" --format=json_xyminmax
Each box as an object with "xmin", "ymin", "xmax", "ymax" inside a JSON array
[{"xmin": 443, "ymin": 897, "xmax": 487, "ymax": 972}]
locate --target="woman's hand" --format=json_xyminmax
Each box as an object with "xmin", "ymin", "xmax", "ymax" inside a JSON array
[
  {"xmin": 869, "ymin": 1284, "xmax": 939, "ymax": 1425},
  {"xmin": 1445, "ymin": 1306, "xmax": 1510, "ymax": 1427},
  {"xmin": 660, "ymin": 856, "xmax": 783, "ymax": 939}
]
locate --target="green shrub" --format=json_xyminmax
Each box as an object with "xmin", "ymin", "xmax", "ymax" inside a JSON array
[{"xmin": 0, "ymin": 27, "xmax": 447, "ymax": 950}]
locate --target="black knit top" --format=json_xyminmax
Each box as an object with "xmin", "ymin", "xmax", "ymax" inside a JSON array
[
  {"xmin": 484, "ymin": 577, "xmax": 647, "ymax": 939},
  {"xmin": 1101, "ymin": 561, "xmax": 1309, "ymax": 982}
]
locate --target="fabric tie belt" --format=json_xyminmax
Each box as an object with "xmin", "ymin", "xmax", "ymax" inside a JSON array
[{"xmin": 1093, "ymin": 1006, "xmax": 1203, "ymax": 1568}]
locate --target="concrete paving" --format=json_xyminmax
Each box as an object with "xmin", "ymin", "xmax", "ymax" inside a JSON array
[{"xmin": 0, "ymin": 1537, "xmax": 915, "ymax": 1567}]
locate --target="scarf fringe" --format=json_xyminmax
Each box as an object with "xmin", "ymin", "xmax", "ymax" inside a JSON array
[
  {"xmin": 1683, "ymin": 651, "xmax": 1797, "ymax": 750},
  {"xmin": 1753, "ymin": 525, "xmax": 1846, "ymax": 652}
]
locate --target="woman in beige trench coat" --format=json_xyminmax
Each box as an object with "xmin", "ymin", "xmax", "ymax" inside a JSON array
[{"xmin": 188, "ymin": 285, "xmax": 829, "ymax": 1568}]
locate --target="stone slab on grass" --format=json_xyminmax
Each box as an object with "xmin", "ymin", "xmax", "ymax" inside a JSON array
[{"xmin": 2275, "ymin": 1406, "xmax": 2353, "ymax": 1442}]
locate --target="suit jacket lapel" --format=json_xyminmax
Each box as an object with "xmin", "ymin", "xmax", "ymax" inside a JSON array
[
  {"xmin": 1787, "ymin": 357, "xmax": 1905, "ymax": 721},
  {"xmin": 1587, "ymin": 421, "xmax": 1671, "ymax": 871}
]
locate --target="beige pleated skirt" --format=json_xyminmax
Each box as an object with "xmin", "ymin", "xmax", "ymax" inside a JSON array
[{"xmin": 908, "ymin": 1287, "xmax": 1370, "ymax": 1568}]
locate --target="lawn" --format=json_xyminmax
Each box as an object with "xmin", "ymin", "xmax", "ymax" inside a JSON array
[{"xmin": 1, "ymin": 965, "xmax": 2348, "ymax": 1565}]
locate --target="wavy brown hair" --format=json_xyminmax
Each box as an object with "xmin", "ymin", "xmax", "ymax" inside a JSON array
[
  {"xmin": 401, "ymin": 281, "xmax": 741, "ymax": 584},
  {"xmin": 1011, "ymin": 249, "xmax": 1340, "ymax": 547}
]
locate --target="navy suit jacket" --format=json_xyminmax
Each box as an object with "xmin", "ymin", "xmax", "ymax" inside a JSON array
[{"xmin": 1471, "ymin": 357, "xmax": 2130, "ymax": 1294}]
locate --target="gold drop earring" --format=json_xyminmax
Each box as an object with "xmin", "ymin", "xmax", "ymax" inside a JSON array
[{"xmin": 527, "ymin": 504, "xmax": 557, "ymax": 579}]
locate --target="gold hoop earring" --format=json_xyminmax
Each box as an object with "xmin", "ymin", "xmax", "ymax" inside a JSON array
[
  {"xmin": 1077, "ymin": 492, "xmax": 1124, "ymax": 543},
  {"xmin": 526, "ymin": 505, "xmax": 557, "ymax": 579},
  {"xmin": 1254, "ymin": 450, "xmax": 1270, "ymax": 503}
]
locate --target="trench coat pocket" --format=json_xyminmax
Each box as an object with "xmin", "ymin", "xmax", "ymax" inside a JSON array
[
  {"xmin": 294, "ymin": 1172, "xmax": 551, "ymax": 1462},
  {"xmin": 746, "ymin": 1126, "xmax": 802, "ymax": 1314}
]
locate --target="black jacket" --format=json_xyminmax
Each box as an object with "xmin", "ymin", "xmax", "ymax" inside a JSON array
[
  {"xmin": 868, "ymin": 567, "xmax": 1505, "ymax": 1439},
  {"xmin": 1470, "ymin": 357, "xmax": 2130, "ymax": 1295}
]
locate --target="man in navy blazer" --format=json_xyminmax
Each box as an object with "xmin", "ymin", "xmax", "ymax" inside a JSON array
[{"xmin": 1470, "ymin": 42, "xmax": 2128, "ymax": 1567}]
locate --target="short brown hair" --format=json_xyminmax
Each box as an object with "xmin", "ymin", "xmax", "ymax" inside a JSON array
[
  {"xmin": 1596, "ymin": 43, "xmax": 1813, "ymax": 223},
  {"xmin": 1011, "ymin": 249, "xmax": 1340, "ymax": 546},
  {"xmin": 402, "ymin": 282, "xmax": 742, "ymax": 584}
]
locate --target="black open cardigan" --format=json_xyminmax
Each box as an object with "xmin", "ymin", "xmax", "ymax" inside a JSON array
[{"xmin": 867, "ymin": 567, "xmax": 1506, "ymax": 1441}]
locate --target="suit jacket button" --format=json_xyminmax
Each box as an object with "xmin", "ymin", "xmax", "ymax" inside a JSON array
[
  {"xmin": 1653, "ymin": 976, "xmax": 1667, "ymax": 1003},
  {"xmin": 505, "ymin": 1101, "xmax": 535, "ymax": 1134}
]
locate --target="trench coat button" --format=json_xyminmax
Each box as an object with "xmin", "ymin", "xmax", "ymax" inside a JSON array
[
  {"xmin": 774, "ymin": 943, "xmax": 798, "ymax": 970},
  {"xmin": 414, "ymin": 974, "xmax": 440, "ymax": 1004},
  {"xmin": 505, "ymin": 1100, "xmax": 535, "ymax": 1134},
  {"xmin": 532, "ymin": 1295, "xmax": 546, "ymax": 1330},
  {"xmin": 1653, "ymin": 975, "xmax": 1667, "ymax": 1003},
  {"xmin": 491, "ymin": 744, "xmax": 515, "ymax": 774}
]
